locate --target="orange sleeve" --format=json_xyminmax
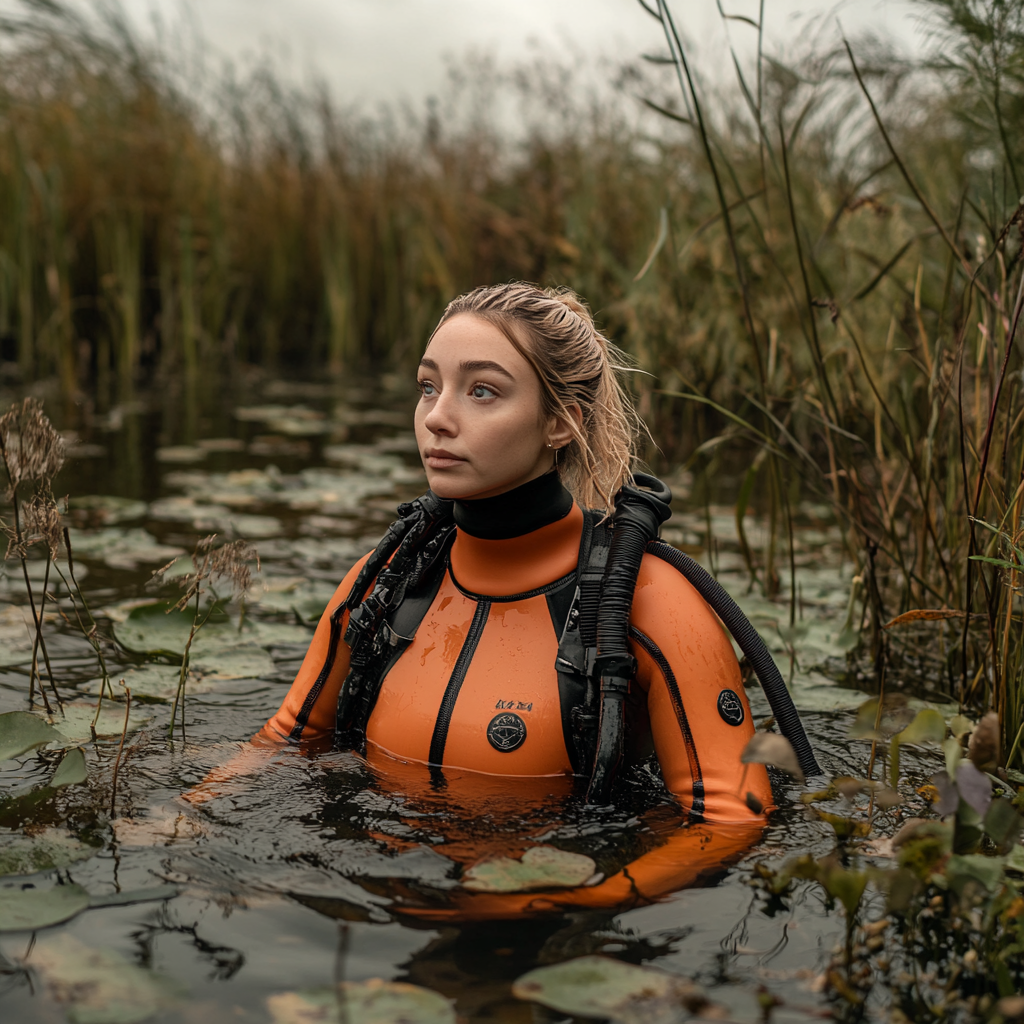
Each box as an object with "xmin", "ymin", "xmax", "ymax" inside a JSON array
[
  {"xmin": 629, "ymin": 552, "xmax": 773, "ymax": 824},
  {"xmin": 396, "ymin": 821, "xmax": 764, "ymax": 921},
  {"xmin": 259, "ymin": 551, "xmax": 373, "ymax": 745}
]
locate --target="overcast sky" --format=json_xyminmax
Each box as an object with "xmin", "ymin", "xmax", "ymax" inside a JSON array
[{"xmin": 98, "ymin": 0, "xmax": 927, "ymax": 108}]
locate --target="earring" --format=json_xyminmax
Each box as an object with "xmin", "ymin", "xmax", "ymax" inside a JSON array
[{"xmin": 546, "ymin": 442, "xmax": 555, "ymax": 449}]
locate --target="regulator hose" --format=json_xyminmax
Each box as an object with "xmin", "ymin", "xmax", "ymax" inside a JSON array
[
  {"xmin": 645, "ymin": 539, "xmax": 822, "ymax": 779},
  {"xmin": 587, "ymin": 473, "xmax": 673, "ymax": 804}
]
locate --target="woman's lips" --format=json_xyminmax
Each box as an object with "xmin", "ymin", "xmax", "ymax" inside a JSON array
[{"xmin": 424, "ymin": 450, "xmax": 466, "ymax": 469}]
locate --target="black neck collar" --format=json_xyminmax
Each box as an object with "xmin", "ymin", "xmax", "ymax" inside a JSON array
[{"xmin": 453, "ymin": 471, "xmax": 573, "ymax": 540}]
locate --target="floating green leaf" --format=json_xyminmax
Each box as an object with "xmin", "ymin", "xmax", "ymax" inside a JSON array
[
  {"xmin": 44, "ymin": 702, "xmax": 152, "ymax": 744},
  {"xmin": 112, "ymin": 603, "xmax": 193, "ymax": 656},
  {"xmin": 67, "ymin": 528, "xmax": 184, "ymax": 572},
  {"xmin": 191, "ymin": 644, "xmax": 274, "ymax": 680},
  {"xmin": 0, "ymin": 604, "xmax": 34, "ymax": 666},
  {"xmin": 890, "ymin": 708, "xmax": 946, "ymax": 787},
  {"xmin": 945, "ymin": 853, "xmax": 1005, "ymax": 893},
  {"xmin": 82, "ymin": 665, "xmax": 216, "ymax": 703},
  {"xmin": 0, "ymin": 711, "xmax": 62, "ymax": 761},
  {"xmin": 267, "ymin": 981, "xmax": 455, "ymax": 1024},
  {"xmin": 850, "ymin": 696, "xmax": 916, "ymax": 741},
  {"xmin": 948, "ymin": 714, "xmax": 975, "ymax": 740},
  {"xmin": 1005, "ymin": 844, "xmax": 1024, "ymax": 874},
  {"xmin": 0, "ymin": 831, "xmax": 97, "ymax": 876},
  {"xmin": 88, "ymin": 885, "xmax": 180, "ymax": 909},
  {"xmin": 50, "ymin": 747, "xmax": 87, "ymax": 788},
  {"xmin": 31, "ymin": 932, "xmax": 181, "ymax": 1023},
  {"xmin": 984, "ymin": 799, "xmax": 1024, "ymax": 851},
  {"xmin": 114, "ymin": 603, "xmax": 309, "ymax": 659},
  {"xmin": 462, "ymin": 846, "xmax": 596, "ymax": 893},
  {"xmin": 512, "ymin": 956, "xmax": 711, "ymax": 1024},
  {"xmin": 70, "ymin": 495, "xmax": 147, "ymax": 525},
  {"xmin": 0, "ymin": 882, "xmax": 90, "ymax": 930}
]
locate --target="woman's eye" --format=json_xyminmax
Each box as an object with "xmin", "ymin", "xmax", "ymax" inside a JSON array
[
  {"xmin": 471, "ymin": 384, "xmax": 497, "ymax": 399},
  {"xmin": 418, "ymin": 380, "xmax": 436, "ymax": 396}
]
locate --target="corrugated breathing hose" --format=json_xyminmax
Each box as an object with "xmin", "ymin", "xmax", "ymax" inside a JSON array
[{"xmin": 586, "ymin": 474, "xmax": 822, "ymax": 804}]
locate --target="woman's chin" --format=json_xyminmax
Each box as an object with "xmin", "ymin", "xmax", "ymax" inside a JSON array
[{"xmin": 424, "ymin": 472, "xmax": 476, "ymax": 500}]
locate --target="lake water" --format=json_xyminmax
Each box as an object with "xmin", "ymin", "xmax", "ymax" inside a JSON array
[{"xmin": 0, "ymin": 372, "xmax": 949, "ymax": 1023}]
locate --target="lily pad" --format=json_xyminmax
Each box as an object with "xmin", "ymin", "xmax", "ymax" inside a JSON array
[
  {"xmin": 114, "ymin": 604, "xmax": 309, "ymax": 659},
  {"xmin": 223, "ymin": 514, "xmax": 283, "ymax": 539},
  {"xmin": 0, "ymin": 882, "xmax": 90, "ymax": 931},
  {"xmin": 50, "ymin": 747, "xmax": 87, "ymax": 788},
  {"xmin": 67, "ymin": 528, "xmax": 185, "ymax": 571},
  {"xmin": 31, "ymin": 932, "xmax": 181, "ymax": 1022},
  {"xmin": 462, "ymin": 846, "xmax": 596, "ymax": 893},
  {"xmin": 191, "ymin": 644, "xmax": 274, "ymax": 680},
  {"xmin": 512, "ymin": 956, "xmax": 709, "ymax": 1024},
  {"xmin": 0, "ymin": 711, "xmax": 62, "ymax": 761},
  {"xmin": 82, "ymin": 665, "xmax": 215, "ymax": 703},
  {"xmin": 267, "ymin": 981, "xmax": 455, "ymax": 1024},
  {"xmin": 69, "ymin": 495, "xmax": 148, "ymax": 526},
  {"xmin": 155, "ymin": 445, "xmax": 207, "ymax": 463},
  {"xmin": 0, "ymin": 831, "xmax": 97, "ymax": 876},
  {"xmin": 251, "ymin": 577, "xmax": 338, "ymax": 620},
  {"xmin": 147, "ymin": 496, "xmax": 232, "ymax": 523},
  {"xmin": 42, "ymin": 702, "xmax": 152, "ymax": 743},
  {"xmin": 197, "ymin": 437, "xmax": 245, "ymax": 452},
  {"xmin": 0, "ymin": 604, "xmax": 37, "ymax": 665}
]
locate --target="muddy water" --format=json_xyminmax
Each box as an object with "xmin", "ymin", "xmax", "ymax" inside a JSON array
[{"xmin": 0, "ymin": 374, "xmax": 944, "ymax": 1023}]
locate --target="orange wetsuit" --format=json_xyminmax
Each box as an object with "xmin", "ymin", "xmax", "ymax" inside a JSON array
[{"xmin": 252, "ymin": 477, "xmax": 773, "ymax": 917}]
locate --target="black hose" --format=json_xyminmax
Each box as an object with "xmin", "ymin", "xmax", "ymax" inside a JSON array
[
  {"xmin": 646, "ymin": 540, "xmax": 822, "ymax": 778},
  {"xmin": 587, "ymin": 474, "xmax": 672, "ymax": 804}
]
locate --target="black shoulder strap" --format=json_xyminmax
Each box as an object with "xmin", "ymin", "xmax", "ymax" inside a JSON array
[
  {"xmin": 336, "ymin": 526, "xmax": 455, "ymax": 750},
  {"xmin": 553, "ymin": 510, "xmax": 613, "ymax": 776}
]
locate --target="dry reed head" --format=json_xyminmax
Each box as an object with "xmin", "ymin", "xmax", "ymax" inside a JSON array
[
  {"xmin": 4, "ymin": 494, "xmax": 66, "ymax": 560},
  {"xmin": 155, "ymin": 535, "xmax": 260, "ymax": 611},
  {"xmin": 0, "ymin": 398, "xmax": 66, "ymax": 494}
]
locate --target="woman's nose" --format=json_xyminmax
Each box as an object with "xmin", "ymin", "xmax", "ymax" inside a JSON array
[{"xmin": 422, "ymin": 390, "xmax": 457, "ymax": 436}]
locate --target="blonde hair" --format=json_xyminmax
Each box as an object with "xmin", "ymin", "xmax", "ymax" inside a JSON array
[{"xmin": 432, "ymin": 282, "xmax": 641, "ymax": 511}]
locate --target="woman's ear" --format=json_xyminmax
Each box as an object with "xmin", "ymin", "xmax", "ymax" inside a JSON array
[{"xmin": 548, "ymin": 404, "xmax": 583, "ymax": 450}]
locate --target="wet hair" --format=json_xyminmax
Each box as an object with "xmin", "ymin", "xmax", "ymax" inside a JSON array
[{"xmin": 430, "ymin": 282, "xmax": 642, "ymax": 511}]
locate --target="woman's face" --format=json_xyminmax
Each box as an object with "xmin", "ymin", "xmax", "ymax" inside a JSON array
[{"xmin": 415, "ymin": 314, "xmax": 573, "ymax": 500}]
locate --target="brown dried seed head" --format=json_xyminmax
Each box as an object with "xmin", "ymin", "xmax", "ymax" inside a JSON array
[
  {"xmin": 968, "ymin": 711, "xmax": 1000, "ymax": 772},
  {"xmin": 208, "ymin": 539, "xmax": 259, "ymax": 595},
  {"xmin": 0, "ymin": 398, "xmax": 65, "ymax": 491},
  {"xmin": 4, "ymin": 495, "xmax": 64, "ymax": 559}
]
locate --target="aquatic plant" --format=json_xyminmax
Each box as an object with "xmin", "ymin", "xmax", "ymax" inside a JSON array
[
  {"xmin": 152, "ymin": 535, "xmax": 259, "ymax": 739},
  {"xmin": 750, "ymin": 701, "xmax": 1024, "ymax": 1018},
  {"xmin": 0, "ymin": 397, "xmax": 65, "ymax": 711}
]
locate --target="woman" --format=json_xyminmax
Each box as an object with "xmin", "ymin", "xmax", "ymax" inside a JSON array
[{"xmin": 198, "ymin": 282, "xmax": 799, "ymax": 918}]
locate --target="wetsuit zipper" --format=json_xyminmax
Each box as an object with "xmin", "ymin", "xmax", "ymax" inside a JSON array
[{"xmin": 428, "ymin": 599, "xmax": 491, "ymax": 766}]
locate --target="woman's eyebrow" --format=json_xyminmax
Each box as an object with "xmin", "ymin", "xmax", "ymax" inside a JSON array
[
  {"xmin": 459, "ymin": 359, "xmax": 515, "ymax": 381},
  {"xmin": 416, "ymin": 357, "xmax": 515, "ymax": 381}
]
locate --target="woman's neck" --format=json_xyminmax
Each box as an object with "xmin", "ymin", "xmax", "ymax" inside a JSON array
[{"xmin": 453, "ymin": 471, "xmax": 572, "ymax": 540}]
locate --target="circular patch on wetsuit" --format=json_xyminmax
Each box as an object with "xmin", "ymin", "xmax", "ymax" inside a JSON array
[
  {"xmin": 717, "ymin": 689, "xmax": 745, "ymax": 726},
  {"xmin": 487, "ymin": 712, "xmax": 527, "ymax": 752}
]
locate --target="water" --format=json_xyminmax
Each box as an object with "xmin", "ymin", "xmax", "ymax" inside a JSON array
[{"xmin": 0, "ymin": 374, "xmax": 946, "ymax": 1023}]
